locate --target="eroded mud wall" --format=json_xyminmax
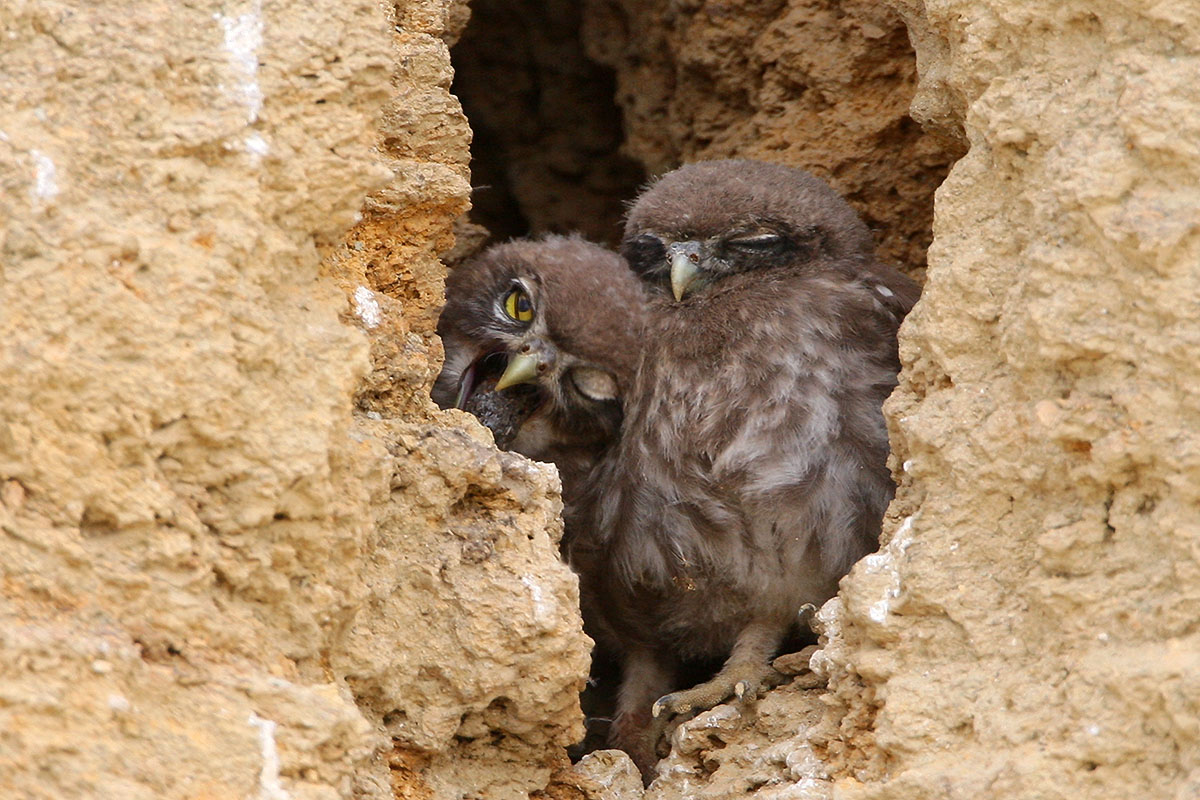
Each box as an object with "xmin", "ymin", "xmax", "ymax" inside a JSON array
[
  {"xmin": 0, "ymin": 2, "xmax": 587, "ymax": 799},
  {"xmin": 4, "ymin": 0, "xmax": 1197, "ymax": 798},
  {"xmin": 581, "ymin": 0, "xmax": 959, "ymax": 276},
  {"xmin": 824, "ymin": 2, "xmax": 1200, "ymax": 797}
]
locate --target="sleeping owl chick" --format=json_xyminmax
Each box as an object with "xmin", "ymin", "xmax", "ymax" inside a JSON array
[
  {"xmin": 432, "ymin": 234, "xmax": 649, "ymax": 529},
  {"xmin": 588, "ymin": 159, "xmax": 919, "ymax": 778}
]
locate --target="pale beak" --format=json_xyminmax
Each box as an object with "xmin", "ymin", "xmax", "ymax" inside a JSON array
[
  {"xmin": 668, "ymin": 241, "xmax": 704, "ymax": 301},
  {"xmin": 494, "ymin": 352, "xmax": 540, "ymax": 391}
]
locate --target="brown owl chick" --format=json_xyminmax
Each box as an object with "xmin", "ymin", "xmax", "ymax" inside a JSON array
[
  {"xmin": 432, "ymin": 234, "xmax": 649, "ymax": 529},
  {"xmin": 587, "ymin": 160, "xmax": 919, "ymax": 777}
]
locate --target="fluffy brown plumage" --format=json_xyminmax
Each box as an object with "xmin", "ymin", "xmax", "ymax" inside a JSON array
[
  {"xmin": 578, "ymin": 159, "xmax": 920, "ymax": 778},
  {"xmin": 432, "ymin": 234, "xmax": 649, "ymax": 529}
]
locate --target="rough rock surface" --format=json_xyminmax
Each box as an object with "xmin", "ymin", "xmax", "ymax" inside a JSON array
[
  {"xmin": 581, "ymin": 0, "xmax": 960, "ymax": 276},
  {"xmin": 818, "ymin": 2, "xmax": 1200, "ymax": 798},
  {"xmin": 0, "ymin": 1, "xmax": 588, "ymax": 799},
  {"xmin": 5, "ymin": 0, "xmax": 1199, "ymax": 798}
]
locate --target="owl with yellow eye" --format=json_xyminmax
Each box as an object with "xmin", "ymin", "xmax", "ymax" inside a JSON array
[{"xmin": 432, "ymin": 234, "xmax": 650, "ymax": 534}]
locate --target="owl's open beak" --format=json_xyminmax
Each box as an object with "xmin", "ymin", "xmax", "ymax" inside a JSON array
[
  {"xmin": 496, "ymin": 337, "xmax": 558, "ymax": 391},
  {"xmin": 668, "ymin": 241, "xmax": 704, "ymax": 301},
  {"xmin": 494, "ymin": 352, "xmax": 540, "ymax": 391},
  {"xmin": 492, "ymin": 355, "xmax": 540, "ymax": 393}
]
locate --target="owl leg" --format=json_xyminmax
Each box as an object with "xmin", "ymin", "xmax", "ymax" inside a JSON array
[
  {"xmin": 651, "ymin": 617, "xmax": 786, "ymax": 721},
  {"xmin": 609, "ymin": 646, "xmax": 676, "ymax": 785}
]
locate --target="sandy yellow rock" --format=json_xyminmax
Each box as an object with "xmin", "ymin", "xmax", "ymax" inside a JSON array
[
  {"xmin": 0, "ymin": 1, "xmax": 589, "ymax": 798},
  {"xmin": 5, "ymin": 0, "xmax": 1199, "ymax": 798}
]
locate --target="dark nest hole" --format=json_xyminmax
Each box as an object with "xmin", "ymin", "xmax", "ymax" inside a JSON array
[{"xmin": 450, "ymin": 0, "xmax": 646, "ymax": 248}]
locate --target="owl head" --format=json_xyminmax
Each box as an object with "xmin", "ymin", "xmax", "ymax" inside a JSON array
[
  {"xmin": 433, "ymin": 235, "xmax": 647, "ymax": 456},
  {"xmin": 620, "ymin": 159, "xmax": 875, "ymax": 300}
]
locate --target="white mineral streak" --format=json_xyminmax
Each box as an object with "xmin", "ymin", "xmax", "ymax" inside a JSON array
[
  {"xmin": 30, "ymin": 149, "xmax": 58, "ymax": 202},
  {"xmin": 248, "ymin": 713, "xmax": 289, "ymax": 800},
  {"xmin": 864, "ymin": 514, "xmax": 917, "ymax": 623},
  {"xmin": 217, "ymin": 2, "xmax": 269, "ymax": 160},
  {"xmin": 522, "ymin": 574, "xmax": 555, "ymax": 625},
  {"xmin": 353, "ymin": 286, "xmax": 382, "ymax": 328},
  {"xmin": 218, "ymin": 3, "xmax": 264, "ymax": 122},
  {"xmin": 245, "ymin": 132, "xmax": 270, "ymax": 158}
]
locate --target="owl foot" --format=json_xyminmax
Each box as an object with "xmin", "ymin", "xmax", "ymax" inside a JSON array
[
  {"xmin": 646, "ymin": 660, "xmax": 784, "ymax": 759},
  {"xmin": 651, "ymin": 659, "xmax": 784, "ymax": 722}
]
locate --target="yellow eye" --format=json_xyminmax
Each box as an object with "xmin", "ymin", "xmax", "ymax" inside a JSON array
[{"xmin": 504, "ymin": 288, "xmax": 534, "ymax": 322}]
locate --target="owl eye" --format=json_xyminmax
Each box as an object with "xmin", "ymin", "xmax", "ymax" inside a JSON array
[
  {"xmin": 725, "ymin": 233, "xmax": 787, "ymax": 252},
  {"xmin": 503, "ymin": 287, "xmax": 534, "ymax": 322},
  {"xmin": 570, "ymin": 367, "xmax": 619, "ymax": 402}
]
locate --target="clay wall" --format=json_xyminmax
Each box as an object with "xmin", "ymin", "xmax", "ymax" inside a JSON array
[{"xmin": 1, "ymin": 1, "xmax": 1195, "ymax": 798}]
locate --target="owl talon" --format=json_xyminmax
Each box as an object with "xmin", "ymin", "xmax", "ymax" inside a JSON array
[
  {"xmin": 652, "ymin": 694, "xmax": 683, "ymax": 719},
  {"xmin": 651, "ymin": 661, "xmax": 782, "ymax": 730}
]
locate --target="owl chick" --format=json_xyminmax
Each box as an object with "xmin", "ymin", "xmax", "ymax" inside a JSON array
[
  {"xmin": 588, "ymin": 159, "xmax": 919, "ymax": 777},
  {"xmin": 432, "ymin": 234, "xmax": 649, "ymax": 527}
]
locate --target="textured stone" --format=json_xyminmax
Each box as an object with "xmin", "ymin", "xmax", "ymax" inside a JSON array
[
  {"xmin": 581, "ymin": 0, "xmax": 959, "ymax": 277},
  {"xmin": 546, "ymin": 750, "xmax": 645, "ymax": 800},
  {"xmin": 819, "ymin": 2, "xmax": 1200, "ymax": 798},
  {"xmin": 647, "ymin": 687, "xmax": 831, "ymax": 800},
  {"xmin": 328, "ymin": 2, "xmax": 593, "ymax": 797},
  {"xmin": 6, "ymin": 0, "xmax": 1199, "ymax": 798},
  {"xmin": 0, "ymin": 1, "xmax": 589, "ymax": 798},
  {"xmin": 1, "ymin": 1, "xmax": 394, "ymax": 795}
]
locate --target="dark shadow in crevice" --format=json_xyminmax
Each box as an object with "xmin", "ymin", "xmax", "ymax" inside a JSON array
[{"xmin": 451, "ymin": 0, "xmax": 647, "ymax": 248}]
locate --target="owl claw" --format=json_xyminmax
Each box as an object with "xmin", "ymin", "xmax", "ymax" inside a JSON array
[
  {"xmin": 651, "ymin": 661, "xmax": 782, "ymax": 729},
  {"xmin": 651, "ymin": 694, "xmax": 680, "ymax": 718}
]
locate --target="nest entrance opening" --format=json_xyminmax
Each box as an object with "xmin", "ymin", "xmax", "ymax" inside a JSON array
[{"xmin": 450, "ymin": 0, "xmax": 647, "ymax": 248}]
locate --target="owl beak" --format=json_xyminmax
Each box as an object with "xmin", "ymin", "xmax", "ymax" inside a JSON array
[
  {"xmin": 668, "ymin": 241, "xmax": 704, "ymax": 301},
  {"xmin": 494, "ymin": 353, "xmax": 540, "ymax": 391}
]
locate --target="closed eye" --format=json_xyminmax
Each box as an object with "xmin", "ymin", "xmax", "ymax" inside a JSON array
[{"xmin": 725, "ymin": 233, "xmax": 787, "ymax": 251}]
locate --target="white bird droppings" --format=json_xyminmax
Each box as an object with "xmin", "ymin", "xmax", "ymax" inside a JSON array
[
  {"xmin": 30, "ymin": 149, "xmax": 58, "ymax": 202},
  {"xmin": 353, "ymin": 286, "xmax": 381, "ymax": 328},
  {"xmin": 244, "ymin": 132, "xmax": 270, "ymax": 158},
  {"xmin": 864, "ymin": 514, "xmax": 916, "ymax": 624},
  {"xmin": 248, "ymin": 713, "xmax": 290, "ymax": 800},
  {"xmin": 522, "ymin": 574, "xmax": 555, "ymax": 625},
  {"xmin": 218, "ymin": 3, "xmax": 264, "ymax": 123}
]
